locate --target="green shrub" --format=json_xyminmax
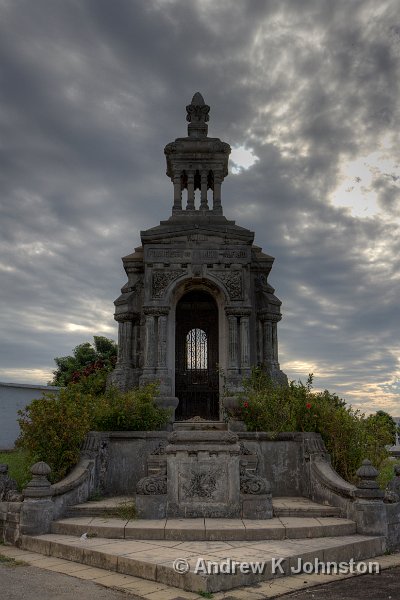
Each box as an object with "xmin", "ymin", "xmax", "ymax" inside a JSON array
[
  {"xmin": 378, "ymin": 458, "xmax": 400, "ymax": 490},
  {"xmin": 17, "ymin": 388, "xmax": 94, "ymax": 482},
  {"xmin": 93, "ymin": 384, "xmax": 171, "ymax": 432},
  {"xmin": 17, "ymin": 380, "xmax": 169, "ymax": 483},
  {"xmin": 230, "ymin": 368, "xmax": 394, "ymax": 483}
]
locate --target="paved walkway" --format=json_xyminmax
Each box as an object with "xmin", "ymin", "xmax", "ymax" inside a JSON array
[{"xmin": 1, "ymin": 544, "xmax": 400, "ymax": 599}]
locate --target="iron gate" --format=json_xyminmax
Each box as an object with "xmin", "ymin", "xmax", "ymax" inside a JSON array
[{"xmin": 175, "ymin": 290, "xmax": 219, "ymax": 420}]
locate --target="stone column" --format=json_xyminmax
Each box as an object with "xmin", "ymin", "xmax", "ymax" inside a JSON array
[
  {"xmin": 228, "ymin": 315, "xmax": 239, "ymax": 369},
  {"xmin": 262, "ymin": 320, "xmax": 272, "ymax": 364},
  {"xmin": 200, "ymin": 170, "xmax": 209, "ymax": 210},
  {"xmin": 107, "ymin": 312, "xmax": 138, "ymax": 391},
  {"xmin": 257, "ymin": 319, "xmax": 263, "ymax": 364},
  {"xmin": 173, "ymin": 173, "xmax": 182, "ymax": 212},
  {"xmin": 157, "ymin": 314, "xmax": 168, "ymax": 369},
  {"xmin": 272, "ymin": 322, "xmax": 278, "ymax": 363},
  {"xmin": 213, "ymin": 172, "xmax": 222, "ymax": 214},
  {"xmin": 119, "ymin": 320, "xmax": 133, "ymax": 364},
  {"xmin": 240, "ymin": 315, "xmax": 250, "ymax": 369},
  {"xmin": 144, "ymin": 314, "xmax": 156, "ymax": 372},
  {"xmin": 186, "ymin": 171, "xmax": 195, "ymax": 210}
]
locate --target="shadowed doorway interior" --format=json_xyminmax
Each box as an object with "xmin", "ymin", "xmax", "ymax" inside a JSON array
[{"xmin": 175, "ymin": 290, "xmax": 219, "ymax": 420}]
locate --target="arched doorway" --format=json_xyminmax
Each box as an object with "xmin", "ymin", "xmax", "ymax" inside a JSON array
[{"xmin": 175, "ymin": 290, "xmax": 219, "ymax": 420}]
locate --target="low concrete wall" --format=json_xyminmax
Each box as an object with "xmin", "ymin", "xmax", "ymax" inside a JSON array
[{"xmin": 0, "ymin": 382, "xmax": 60, "ymax": 450}]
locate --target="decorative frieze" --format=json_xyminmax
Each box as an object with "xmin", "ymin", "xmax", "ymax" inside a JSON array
[{"xmin": 145, "ymin": 246, "xmax": 250, "ymax": 263}]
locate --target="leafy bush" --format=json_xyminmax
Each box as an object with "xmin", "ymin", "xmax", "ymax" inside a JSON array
[
  {"xmin": 378, "ymin": 458, "xmax": 400, "ymax": 490},
  {"xmin": 50, "ymin": 336, "xmax": 117, "ymax": 387},
  {"xmin": 229, "ymin": 368, "xmax": 396, "ymax": 483},
  {"xmin": 17, "ymin": 381, "xmax": 169, "ymax": 483},
  {"xmin": 17, "ymin": 388, "xmax": 94, "ymax": 482},
  {"xmin": 94, "ymin": 384, "xmax": 170, "ymax": 432}
]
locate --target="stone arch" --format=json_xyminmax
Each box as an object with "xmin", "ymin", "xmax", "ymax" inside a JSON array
[{"xmin": 165, "ymin": 276, "xmax": 228, "ymax": 411}]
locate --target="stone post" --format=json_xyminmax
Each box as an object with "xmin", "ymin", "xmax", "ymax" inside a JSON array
[
  {"xmin": 186, "ymin": 171, "xmax": 195, "ymax": 210},
  {"xmin": 213, "ymin": 171, "xmax": 222, "ymax": 214},
  {"xmin": 20, "ymin": 462, "xmax": 54, "ymax": 536},
  {"xmin": 173, "ymin": 173, "xmax": 182, "ymax": 212},
  {"xmin": 200, "ymin": 170, "xmax": 209, "ymax": 210},
  {"xmin": 352, "ymin": 459, "xmax": 387, "ymax": 537}
]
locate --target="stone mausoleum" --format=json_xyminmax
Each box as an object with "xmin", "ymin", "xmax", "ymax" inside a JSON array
[{"xmin": 108, "ymin": 92, "xmax": 286, "ymax": 421}]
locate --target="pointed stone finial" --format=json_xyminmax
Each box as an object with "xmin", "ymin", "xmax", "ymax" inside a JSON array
[{"xmin": 186, "ymin": 92, "xmax": 210, "ymax": 137}]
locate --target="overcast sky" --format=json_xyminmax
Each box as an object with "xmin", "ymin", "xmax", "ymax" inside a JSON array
[{"xmin": 0, "ymin": 0, "xmax": 399, "ymax": 415}]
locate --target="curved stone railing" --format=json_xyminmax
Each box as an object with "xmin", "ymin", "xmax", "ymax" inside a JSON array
[
  {"xmin": 310, "ymin": 455, "xmax": 357, "ymax": 517},
  {"xmin": 51, "ymin": 457, "xmax": 95, "ymax": 519}
]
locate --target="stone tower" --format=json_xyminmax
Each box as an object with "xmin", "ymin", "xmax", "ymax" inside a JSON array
[{"xmin": 108, "ymin": 93, "xmax": 286, "ymax": 420}]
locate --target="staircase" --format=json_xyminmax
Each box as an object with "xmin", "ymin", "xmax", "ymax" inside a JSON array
[{"xmin": 19, "ymin": 497, "xmax": 386, "ymax": 594}]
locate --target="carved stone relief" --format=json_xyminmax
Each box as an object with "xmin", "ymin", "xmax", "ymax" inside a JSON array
[
  {"xmin": 214, "ymin": 271, "xmax": 243, "ymax": 300},
  {"xmin": 152, "ymin": 270, "xmax": 182, "ymax": 299}
]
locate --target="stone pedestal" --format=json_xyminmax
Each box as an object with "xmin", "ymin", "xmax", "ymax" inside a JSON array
[
  {"xmin": 353, "ymin": 459, "xmax": 387, "ymax": 537},
  {"xmin": 166, "ymin": 423, "xmax": 241, "ymax": 518},
  {"xmin": 135, "ymin": 421, "xmax": 273, "ymax": 520},
  {"xmin": 20, "ymin": 462, "xmax": 54, "ymax": 536}
]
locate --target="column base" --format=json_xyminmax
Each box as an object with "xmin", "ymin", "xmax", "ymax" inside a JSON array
[{"xmin": 107, "ymin": 365, "xmax": 140, "ymax": 392}]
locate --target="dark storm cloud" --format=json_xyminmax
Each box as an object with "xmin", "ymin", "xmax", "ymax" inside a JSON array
[{"xmin": 0, "ymin": 0, "xmax": 398, "ymax": 412}]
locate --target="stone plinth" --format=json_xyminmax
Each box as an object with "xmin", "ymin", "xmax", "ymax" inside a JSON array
[
  {"xmin": 135, "ymin": 421, "xmax": 273, "ymax": 520},
  {"xmin": 166, "ymin": 423, "xmax": 241, "ymax": 518}
]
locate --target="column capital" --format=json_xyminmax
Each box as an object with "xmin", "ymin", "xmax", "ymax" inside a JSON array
[
  {"xmin": 257, "ymin": 309, "xmax": 282, "ymax": 322},
  {"xmin": 114, "ymin": 310, "xmax": 139, "ymax": 322}
]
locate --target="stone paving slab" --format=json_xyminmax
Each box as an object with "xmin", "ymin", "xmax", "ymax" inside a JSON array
[
  {"xmin": 2, "ymin": 544, "xmax": 400, "ymax": 599},
  {"xmin": 52, "ymin": 515, "xmax": 356, "ymax": 541},
  {"xmin": 19, "ymin": 532, "xmax": 386, "ymax": 593}
]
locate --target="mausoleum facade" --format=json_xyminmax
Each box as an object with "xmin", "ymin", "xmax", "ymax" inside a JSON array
[{"xmin": 108, "ymin": 93, "xmax": 286, "ymax": 420}]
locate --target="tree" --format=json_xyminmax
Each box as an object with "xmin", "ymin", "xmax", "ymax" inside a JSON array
[{"xmin": 50, "ymin": 336, "xmax": 117, "ymax": 387}]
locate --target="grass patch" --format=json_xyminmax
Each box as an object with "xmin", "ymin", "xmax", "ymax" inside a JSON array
[
  {"xmin": 105, "ymin": 500, "xmax": 137, "ymax": 521},
  {"xmin": 87, "ymin": 490, "xmax": 105, "ymax": 502},
  {"xmin": 0, "ymin": 449, "xmax": 32, "ymax": 491},
  {"xmin": 198, "ymin": 592, "xmax": 213, "ymax": 599},
  {"xmin": 0, "ymin": 553, "xmax": 27, "ymax": 567}
]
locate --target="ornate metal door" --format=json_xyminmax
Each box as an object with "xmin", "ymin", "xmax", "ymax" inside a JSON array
[{"xmin": 175, "ymin": 290, "xmax": 219, "ymax": 420}]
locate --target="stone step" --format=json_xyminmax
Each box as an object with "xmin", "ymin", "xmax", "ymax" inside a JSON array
[
  {"xmin": 51, "ymin": 516, "xmax": 356, "ymax": 541},
  {"xmin": 65, "ymin": 496, "xmax": 134, "ymax": 518},
  {"xmin": 66, "ymin": 495, "xmax": 342, "ymax": 519},
  {"xmin": 273, "ymin": 497, "xmax": 341, "ymax": 518},
  {"xmin": 20, "ymin": 532, "xmax": 386, "ymax": 593}
]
